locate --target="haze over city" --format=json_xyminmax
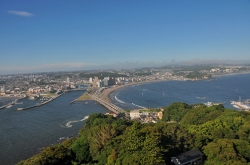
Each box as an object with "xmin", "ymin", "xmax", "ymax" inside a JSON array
[{"xmin": 1, "ymin": 0, "xmax": 250, "ymax": 74}]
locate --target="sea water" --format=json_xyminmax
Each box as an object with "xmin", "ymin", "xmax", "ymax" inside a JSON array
[
  {"xmin": 0, "ymin": 91, "xmax": 108, "ymax": 165},
  {"xmin": 111, "ymin": 73, "xmax": 250, "ymax": 110}
]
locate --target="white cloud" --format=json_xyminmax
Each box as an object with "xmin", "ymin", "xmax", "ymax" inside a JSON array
[{"xmin": 8, "ymin": 10, "xmax": 34, "ymax": 17}]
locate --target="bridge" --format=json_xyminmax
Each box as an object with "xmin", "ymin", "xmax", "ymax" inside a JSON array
[{"xmin": 90, "ymin": 94, "xmax": 126, "ymax": 114}]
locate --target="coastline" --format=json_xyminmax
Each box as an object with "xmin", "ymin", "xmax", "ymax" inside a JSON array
[
  {"xmin": 98, "ymin": 79, "xmax": 172, "ymax": 103},
  {"xmin": 0, "ymin": 96, "xmax": 21, "ymax": 99},
  {"xmin": 212, "ymin": 71, "xmax": 250, "ymax": 78},
  {"xmin": 99, "ymin": 71, "xmax": 250, "ymax": 103}
]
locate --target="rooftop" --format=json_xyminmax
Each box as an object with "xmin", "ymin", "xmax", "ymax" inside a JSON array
[{"xmin": 171, "ymin": 149, "xmax": 204, "ymax": 165}]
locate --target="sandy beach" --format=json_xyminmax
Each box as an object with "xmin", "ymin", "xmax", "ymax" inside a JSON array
[
  {"xmin": 97, "ymin": 72, "xmax": 250, "ymax": 103},
  {"xmin": 98, "ymin": 79, "xmax": 172, "ymax": 103},
  {"xmin": 98, "ymin": 85, "xmax": 127, "ymax": 102}
]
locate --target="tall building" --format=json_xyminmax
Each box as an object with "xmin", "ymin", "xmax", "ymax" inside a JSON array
[
  {"xmin": 103, "ymin": 78, "xmax": 109, "ymax": 87},
  {"xmin": 67, "ymin": 77, "xmax": 70, "ymax": 83},
  {"xmin": 92, "ymin": 77, "xmax": 99, "ymax": 88},
  {"xmin": 89, "ymin": 78, "xmax": 93, "ymax": 83},
  {"xmin": 102, "ymin": 77, "xmax": 115, "ymax": 87},
  {"xmin": 1, "ymin": 86, "xmax": 6, "ymax": 93},
  {"xmin": 108, "ymin": 77, "xmax": 115, "ymax": 86}
]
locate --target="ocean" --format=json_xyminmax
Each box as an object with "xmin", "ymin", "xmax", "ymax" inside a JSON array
[
  {"xmin": 0, "ymin": 73, "xmax": 249, "ymax": 165},
  {"xmin": 111, "ymin": 73, "xmax": 250, "ymax": 110}
]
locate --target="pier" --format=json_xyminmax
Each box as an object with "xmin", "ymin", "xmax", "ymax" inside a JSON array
[
  {"xmin": 17, "ymin": 104, "xmax": 38, "ymax": 111},
  {"xmin": 90, "ymin": 94, "xmax": 126, "ymax": 114},
  {"xmin": 0, "ymin": 96, "xmax": 27, "ymax": 110},
  {"xmin": 17, "ymin": 93, "xmax": 64, "ymax": 111}
]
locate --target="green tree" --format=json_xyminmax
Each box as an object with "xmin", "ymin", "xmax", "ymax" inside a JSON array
[
  {"xmin": 203, "ymin": 139, "xmax": 248, "ymax": 164},
  {"xmin": 71, "ymin": 137, "xmax": 91, "ymax": 163}
]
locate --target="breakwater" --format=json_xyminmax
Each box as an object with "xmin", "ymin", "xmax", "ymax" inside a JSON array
[
  {"xmin": 0, "ymin": 96, "xmax": 27, "ymax": 110},
  {"xmin": 17, "ymin": 93, "xmax": 64, "ymax": 111}
]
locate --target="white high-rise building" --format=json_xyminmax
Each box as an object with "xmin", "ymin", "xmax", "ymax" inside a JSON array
[
  {"xmin": 89, "ymin": 78, "xmax": 93, "ymax": 83},
  {"xmin": 67, "ymin": 77, "xmax": 70, "ymax": 83},
  {"xmin": 1, "ymin": 86, "xmax": 6, "ymax": 93}
]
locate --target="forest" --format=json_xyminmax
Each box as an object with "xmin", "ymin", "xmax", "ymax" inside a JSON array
[{"xmin": 17, "ymin": 103, "xmax": 250, "ymax": 165}]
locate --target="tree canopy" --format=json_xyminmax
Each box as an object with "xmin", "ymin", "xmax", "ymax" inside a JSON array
[{"xmin": 17, "ymin": 103, "xmax": 250, "ymax": 165}]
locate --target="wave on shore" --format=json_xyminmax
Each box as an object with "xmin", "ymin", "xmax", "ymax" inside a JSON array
[
  {"xmin": 115, "ymin": 95, "xmax": 125, "ymax": 104},
  {"xmin": 65, "ymin": 116, "xmax": 89, "ymax": 128},
  {"xmin": 132, "ymin": 103, "xmax": 146, "ymax": 109}
]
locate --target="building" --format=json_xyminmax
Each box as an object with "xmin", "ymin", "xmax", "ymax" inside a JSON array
[
  {"xmin": 108, "ymin": 77, "xmax": 115, "ymax": 86},
  {"xmin": 96, "ymin": 80, "xmax": 101, "ymax": 88},
  {"xmin": 67, "ymin": 77, "xmax": 70, "ymax": 83},
  {"xmin": 158, "ymin": 109, "xmax": 164, "ymax": 120},
  {"xmin": 130, "ymin": 109, "xmax": 158, "ymax": 121},
  {"xmin": 171, "ymin": 149, "xmax": 204, "ymax": 165},
  {"xmin": 94, "ymin": 77, "xmax": 99, "ymax": 88},
  {"xmin": 130, "ymin": 110, "xmax": 141, "ymax": 120},
  {"xmin": 89, "ymin": 78, "xmax": 93, "ymax": 83},
  {"xmin": 103, "ymin": 78, "xmax": 109, "ymax": 87},
  {"xmin": 1, "ymin": 86, "xmax": 6, "ymax": 93}
]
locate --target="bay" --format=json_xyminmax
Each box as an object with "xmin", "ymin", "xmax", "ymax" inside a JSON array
[{"xmin": 111, "ymin": 73, "xmax": 250, "ymax": 110}]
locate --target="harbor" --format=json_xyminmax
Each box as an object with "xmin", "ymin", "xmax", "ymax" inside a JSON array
[
  {"xmin": 1, "ymin": 89, "xmax": 87, "ymax": 111},
  {"xmin": 0, "ymin": 95, "xmax": 27, "ymax": 110},
  {"xmin": 231, "ymin": 97, "xmax": 250, "ymax": 110},
  {"xmin": 17, "ymin": 92, "xmax": 64, "ymax": 110}
]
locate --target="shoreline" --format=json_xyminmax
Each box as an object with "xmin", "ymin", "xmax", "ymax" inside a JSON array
[
  {"xmin": 98, "ymin": 79, "xmax": 174, "ymax": 103},
  {"xmin": 0, "ymin": 96, "xmax": 21, "ymax": 99},
  {"xmin": 212, "ymin": 71, "xmax": 250, "ymax": 78},
  {"xmin": 99, "ymin": 71, "xmax": 250, "ymax": 103}
]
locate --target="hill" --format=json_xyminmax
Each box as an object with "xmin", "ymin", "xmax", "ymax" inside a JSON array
[{"xmin": 17, "ymin": 103, "xmax": 250, "ymax": 165}]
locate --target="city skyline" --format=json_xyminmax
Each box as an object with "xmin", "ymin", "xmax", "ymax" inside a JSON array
[{"xmin": 1, "ymin": 0, "xmax": 250, "ymax": 74}]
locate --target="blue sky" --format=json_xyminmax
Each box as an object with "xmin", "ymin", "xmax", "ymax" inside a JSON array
[{"xmin": 1, "ymin": 0, "xmax": 250, "ymax": 74}]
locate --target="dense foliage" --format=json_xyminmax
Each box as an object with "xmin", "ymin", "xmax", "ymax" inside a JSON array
[
  {"xmin": 185, "ymin": 71, "xmax": 210, "ymax": 79},
  {"xmin": 17, "ymin": 103, "xmax": 250, "ymax": 165}
]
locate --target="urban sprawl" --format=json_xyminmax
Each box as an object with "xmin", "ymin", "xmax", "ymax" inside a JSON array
[{"xmin": 1, "ymin": 64, "xmax": 250, "ymax": 98}]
